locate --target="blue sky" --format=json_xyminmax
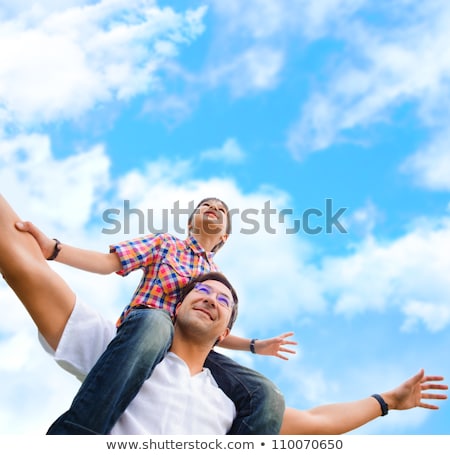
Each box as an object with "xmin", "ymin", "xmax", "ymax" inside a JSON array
[{"xmin": 0, "ymin": 0, "xmax": 450, "ymax": 435}]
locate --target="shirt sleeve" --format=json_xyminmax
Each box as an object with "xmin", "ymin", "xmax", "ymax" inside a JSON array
[
  {"xmin": 38, "ymin": 300, "xmax": 116, "ymax": 382},
  {"xmin": 110, "ymin": 234, "xmax": 163, "ymax": 277}
]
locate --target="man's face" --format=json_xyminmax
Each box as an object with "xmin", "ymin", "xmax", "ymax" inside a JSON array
[{"xmin": 175, "ymin": 279, "xmax": 234, "ymax": 345}]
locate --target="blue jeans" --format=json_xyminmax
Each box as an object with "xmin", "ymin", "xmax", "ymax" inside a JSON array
[
  {"xmin": 47, "ymin": 308, "xmax": 285, "ymax": 435},
  {"xmin": 46, "ymin": 308, "xmax": 174, "ymax": 435},
  {"xmin": 205, "ymin": 350, "xmax": 285, "ymax": 434}
]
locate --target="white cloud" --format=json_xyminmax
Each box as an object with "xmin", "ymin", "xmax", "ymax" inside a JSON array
[
  {"xmin": 321, "ymin": 219, "xmax": 450, "ymax": 328},
  {"xmin": 209, "ymin": 0, "xmax": 289, "ymax": 39},
  {"xmin": 0, "ymin": 134, "xmax": 111, "ymax": 230},
  {"xmin": 128, "ymin": 0, "xmax": 367, "ymax": 108},
  {"xmin": 0, "ymin": 332, "xmax": 36, "ymax": 372},
  {"xmin": 287, "ymin": 94, "xmax": 341, "ymax": 159},
  {"xmin": 345, "ymin": 199, "xmax": 382, "ymax": 237},
  {"xmin": 209, "ymin": 0, "xmax": 366, "ymax": 40},
  {"xmin": 402, "ymin": 300, "xmax": 450, "ymax": 333},
  {"xmin": 204, "ymin": 46, "xmax": 284, "ymax": 97},
  {"xmin": 102, "ymin": 157, "xmax": 328, "ymax": 333},
  {"xmin": 400, "ymin": 128, "xmax": 450, "ymax": 191},
  {"xmin": 1, "ymin": 142, "xmax": 449, "ymax": 433},
  {"xmin": 0, "ymin": 1, "xmax": 89, "ymax": 18},
  {"xmin": 142, "ymin": 93, "xmax": 195, "ymax": 126},
  {"xmin": 200, "ymin": 138, "xmax": 245, "ymax": 163},
  {"xmin": 1, "ymin": 0, "xmax": 448, "ymax": 436},
  {"xmin": 202, "ymin": 0, "xmax": 366, "ymax": 97},
  {"xmin": 0, "ymin": 1, "xmax": 207, "ymax": 128},
  {"xmin": 287, "ymin": 1, "xmax": 450, "ymax": 159},
  {"xmin": 285, "ymin": 364, "xmax": 339, "ymax": 404},
  {"xmin": 128, "ymin": 0, "xmax": 370, "ymax": 117}
]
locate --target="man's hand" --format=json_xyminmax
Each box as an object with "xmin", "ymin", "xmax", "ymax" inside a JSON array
[{"xmin": 382, "ymin": 369, "xmax": 448, "ymax": 411}]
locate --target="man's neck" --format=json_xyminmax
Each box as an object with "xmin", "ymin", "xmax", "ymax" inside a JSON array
[{"xmin": 169, "ymin": 335, "xmax": 213, "ymax": 376}]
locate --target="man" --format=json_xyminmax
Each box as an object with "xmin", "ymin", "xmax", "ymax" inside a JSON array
[
  {"xmin": 41, "ymin": 272, "xmax": 448, "ymax": 435},
  {"xmin": 43, "ymin": 272, "xmax": 241, "ymax": 434},
  {"xmin": 0, "ymin": 194, "xmax": 447, "ymax": 434}
]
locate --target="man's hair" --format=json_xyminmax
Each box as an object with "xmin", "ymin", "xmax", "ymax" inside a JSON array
[
  {"xmin": 187, "ymin": 197, "xmax": 232, "ymax": 253},
  {"xmin": 178, "ymin": 272, "xmax": 238, "ymax": 330}
]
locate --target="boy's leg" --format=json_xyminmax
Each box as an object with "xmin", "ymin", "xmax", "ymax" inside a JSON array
[
  {"xmin": 0, "ymin": 194, "xmax": 75, "ymax": 350},
  {"xmin": 47, "ymin": 308, "xmax": 173, "ymax": 435},
  {"xmin": 204, "ymin": 350, "xmax": 285, "ymax": 435}
]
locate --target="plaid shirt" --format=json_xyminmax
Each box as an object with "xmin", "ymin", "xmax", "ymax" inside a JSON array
[{"xmin": 111, "ymin": 233, "xmax": 219, "ymax": 327}]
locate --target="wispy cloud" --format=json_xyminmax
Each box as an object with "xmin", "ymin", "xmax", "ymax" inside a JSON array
[
  {"xmin": 0, "ymin": 134, "xmax": 111, "ymax": 229},
  {"xmin": 203, "ymin": 46, "xmax": 284, "ymax": 97},
  {"xmin": 209, "ymin": 0, "xmax": 366, "ymax": 40},
  {"xmin": 1, "ymin": 0, "xmax": 449, "ymax": 436},
  {"xmin": 2, "ymin": 129, "xmax": 449, "ymax": 433},
  {"xmin": 321, "ymin": 218, "xmax": 450, "ymax": 330},
  {"xmin": 200, "ymin": 138, "xmax": 246, "ymax": 163},
  {"xmin": 402, "ymin": 300, "xmax": 450, "ymax": 332},
  {"xmin": 0, "ymin": 0, "xmax": 207, "ymax": 129},
  {"xmin": 287, "ymin": 1, "xmax": 450, "ymax": 159},
  {"xmin": 203, "ymin": 0, "xmax": 365, "ymax": 97},
  {"xmin": 400, "ymin": 128, "xmax": 450, "ymax": 191}
]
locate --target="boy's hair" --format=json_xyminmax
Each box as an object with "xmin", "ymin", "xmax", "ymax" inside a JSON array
[
  {"xmin": 187, "ymin": 198, "xmax": 232, "ymax": 253},
  {"xmin": 178, "ymin": 272, "xmax": 238, "ymax": 330}
]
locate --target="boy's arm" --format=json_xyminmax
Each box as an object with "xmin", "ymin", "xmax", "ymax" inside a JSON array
[
  {"xmin": 16, "ymin": 221, "xmax": 121, "ymax": 274},
  {"xmin": 218, "ymin": 333, "xmax": 297, "ymax": 360}
]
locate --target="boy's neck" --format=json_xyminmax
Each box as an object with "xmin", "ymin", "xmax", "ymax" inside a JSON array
[{"xmin": 191, "ymin": 232, "xmax": 220, "ymax": 253}]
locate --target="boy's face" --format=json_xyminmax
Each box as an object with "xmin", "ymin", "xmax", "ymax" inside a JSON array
[{"xmin": 189, "ymin": 199, "xmax": 229, "ymax": 239}]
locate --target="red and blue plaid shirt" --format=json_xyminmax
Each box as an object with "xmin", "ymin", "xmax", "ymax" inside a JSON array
[{"xmin": 111, "ymin": 233, "xmax": 219, "ymax": 327}]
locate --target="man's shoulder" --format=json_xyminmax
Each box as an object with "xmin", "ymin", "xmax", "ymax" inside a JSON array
[{"xmin": 50, "ymin": 300, "xmax": 116, "ymax": 379}]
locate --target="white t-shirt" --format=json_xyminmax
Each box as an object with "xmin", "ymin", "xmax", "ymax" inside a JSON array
[{"xmin": 39, "ymin": 300, "xmax": 236, "ymax": 435}]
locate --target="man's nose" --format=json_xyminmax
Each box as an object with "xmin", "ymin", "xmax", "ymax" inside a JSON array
[{"xmin": 202, "ymin": 293, "xmax": 218, "ymax": 307}]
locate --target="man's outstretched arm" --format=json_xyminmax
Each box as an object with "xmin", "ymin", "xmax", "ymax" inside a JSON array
[
  {"xmin": 280, "ymin": 369, "xmax": 447, "ymax": 434},
  {"xmin": 0, "ymin": 194, "xmax": 75, "ymax": 350}
]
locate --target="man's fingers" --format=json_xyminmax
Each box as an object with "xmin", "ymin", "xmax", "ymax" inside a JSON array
[
  {"xmin": 421, "ymin": 383, "xmax": 448, "ymax": 391},
  {"xmin": 421, "ymin": 392, "xmax": 448, "ymax": 400}
]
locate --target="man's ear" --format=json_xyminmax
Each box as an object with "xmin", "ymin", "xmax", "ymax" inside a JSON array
[
  {"xmin": 216, "ymin": 327, "xmax": 230, "ymax": 345},
  {"xmin": 174, "ymin": 302, "xmax": 182, "ymax": 318}
]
